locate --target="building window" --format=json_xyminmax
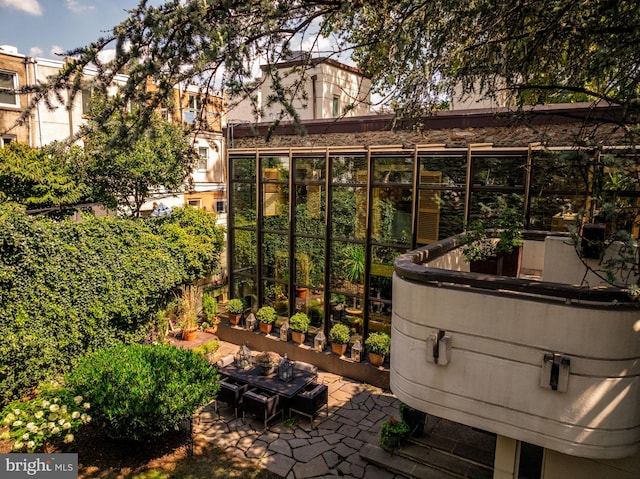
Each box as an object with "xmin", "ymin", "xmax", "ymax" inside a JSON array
[
  {"xmin": 197, "ymin": 147, "xmax": 208, "ymax": 170},
  {"xmin": 1, "ymin": 136, "xmax": 16, "ymax": 147},
  {"xmin": 81, "ymin": 86, "xmax": 93, "ymax": 115},
  {"xmin": 0, "ymin": 71, "xmax": 18, "ymax": 106},
  {"xmin": 332, "ymin": 96, "xmax": 339, "ymax": 117},
  {"xmin": 187, "ymin": 198, "xmax": 202, "ymax": 208},
  {"xmin": 215, "ymin": 199, "xmax": 227, "ymax": 213}
]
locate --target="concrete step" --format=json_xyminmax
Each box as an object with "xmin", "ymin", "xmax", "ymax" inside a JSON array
[
  {"xmin": 360, "ymin": 443, "xmax": 461, "ymax": 479},
  {"xmin": 401, "ymin": 441, "xmax": 493, "ymax": 479}
]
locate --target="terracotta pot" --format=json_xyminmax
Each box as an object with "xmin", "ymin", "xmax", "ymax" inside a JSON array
[
  {"xmin": 204, "ymin": 325, "xmax": 218, "ymax": 335},
  {"xmin": 182, "ymin": 327, "xmax": 198, "ymax": 341},
  {"xmin": 228, "ymin": 313, "xmax": 242, "ymax": 326},
  {"xmin": 368, "ymin": 352, "xmax": 385, "ymax": 367},
  {"xmin": 295, "ymin": 287, "xmax": 308, "ymax": 298},
  {"xmin": 331, "ymin": 342, "xmax": 348, "ymax": 356},
  {"xmin": 291, "ymin": 331, "xmax": 306, "ymax": 345},
  {"xmin": 259, "ymin": 322, "xmax": 273, "ymax": 335}
]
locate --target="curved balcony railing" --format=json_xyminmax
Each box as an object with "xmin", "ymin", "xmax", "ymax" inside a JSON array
[{"xmin": 392, "ymin": 231, "xmax": 640, "ymax": 459}]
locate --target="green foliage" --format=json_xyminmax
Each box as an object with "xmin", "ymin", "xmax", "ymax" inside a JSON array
[
  {"xmin": 365, "ymin": 332, "xmax": 391, "ymax": 357},
  {"xmin": 226, "ymin": 298, "xmax": 245, "ymax": 314},
  {"xmin": 82, "ymin": 99, "xmax": 197, "ymax": 216},
  {"xmin": 379, "ymin": 417, "xmax": 410, "ymax": 448},
  {"xmin": 344, "ymin": 245, "xmax": 365, "ymax": 284},
  {"xmin": 0, "ymin": 205, "xmax": 224, "ymax": 406},
  {"xmin": 460, "ymin": 206, "xmax": 523, "ymax": 262},
  {"xmin": 329, "ymin": 323, "xmax": 351, "ymax": 345},
  {"xmin": 0, "ymin": 142, "xmax": 88, "ymax": 212},
  {"xmin": 192, "ymin": 339, "xmax": 220, "ymax": 356},
  {"xmin": 289, "ymin": 312, "xmax": 310, "ymax": 333},
  {"xmin": 152, "ymin": 206, "xmax": 225, "ymax": 281},
  {"xmin": 65, "ymin": 344, "xmax": 219, "ymax": 441},
  {"xmin": 256, "ymin": 306, "xmax": 276, "ymax": 324},
  {"xmin": 18, "ymin": 1, "xmax": 640, "ymax": 137},
  {"xmin": 1, "ymin": 382, "xmax": 91, "ymax": 452},
  {"xmin": 201, "ymin": 292, "xmax": 220, "ymax": 324}
]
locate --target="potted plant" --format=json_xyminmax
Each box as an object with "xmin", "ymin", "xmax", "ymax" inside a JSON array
[
  {"xmin": 329, "ymin": 323, "xmax": 351, "ymax": 356},
  {"xmin": 460, "ymin": 208, "xmax": 523, "ymax": 277},
  {"xmin": 201, "ymin": 292, "xmax": 221, "ymax": 334},
  {"xmin": 256, "ymin": 305, "xmax": 277, "ymax": 334},
  {"xmin": 365, "ymin": 331, "xmax": 391, "ymax": 366},
  {"xmin": 226, "ymin": 298, "xmax": 244, "ymax": 326},
  {"xmin": 379, "ymin": 417, "xmax": 410, "ymax": 449},
  {"xmin": 399, "ymin": 402, "xmax": 427, "ymax": 438},
  {"xmin": 178, "ymin": 284, "xmax": 201, "ymax": 341},
  {"xmin": 289, "ymin": 312, "xmax": 310, "ymax": 345},
  {"xmin": 254, "ymin": 351, "xmax": 281, "ymax": 376}
]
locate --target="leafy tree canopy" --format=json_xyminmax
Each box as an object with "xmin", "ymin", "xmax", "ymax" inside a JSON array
[
  {"xmin": 82, "ymin": 97, "xmax": 197, "ymax": 216},
  {"xmin": 15, "ymin": 0, "xmax": 640, "ymax": 133},
  {"xmin": 0, "ymin": 142, "xmax": 89, "ymax": 212}
]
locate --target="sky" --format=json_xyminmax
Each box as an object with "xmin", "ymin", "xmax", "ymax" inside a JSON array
[{"xmin": 0, "ymin": 0, "xmax": 156, "ymax": 60}]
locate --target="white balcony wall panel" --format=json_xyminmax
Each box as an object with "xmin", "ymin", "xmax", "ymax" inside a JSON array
[{"xmin": 391, "ymin": 274, "xmax": 640, "ymax": 459}]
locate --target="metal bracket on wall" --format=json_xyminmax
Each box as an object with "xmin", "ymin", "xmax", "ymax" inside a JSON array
[
  {"xmin": 540, "ymin": 353, "xmax": 570, "ymax": 392},
  {"xmin": 427, "ymin": 330, "xmax": 451, "ymax": 366}
]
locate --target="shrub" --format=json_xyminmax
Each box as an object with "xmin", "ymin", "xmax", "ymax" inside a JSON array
[
  {"xmin": 65, "ymin": 344, "xmax": 219, "ymax": 441},
  {"xmin": 256, "ymin": 306, "xmax": 276, "ymax": 324},
  {"xmin": 379, "ymin": 417, "xmax": 410, "ymax": 448},
  {"xmin": 0, "ymin": 206, "xmax": 225, "ymax": 406},
  {"xmin": 365, "ymin": 332, "xmax": 391, "ymax": 356},
  {"xmin": 201, "ymin": 292, "xmax": 220, "ymax": 324},
  {"xmin": 0, "ymin": 382, "xmax": 91, "ymax": 452},
  {"xmin": 329, "ymin": 323, "xmax": 351, "ymax": 344},
  {"xmin": 289, "ymin": 312, "xmax": 310, "ymax": 333},
  {"xmin": 226, "ymin": 298, "xmax": 244, "ymax": 314},
  {"xmin": 192, "ymin": 339, "xmax": 220, "ymax": 356}
]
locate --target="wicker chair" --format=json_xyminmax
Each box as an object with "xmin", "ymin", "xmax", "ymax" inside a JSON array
[
  {"xmin": 242, "ymin": 389, "xmax": 283, "ymax": 429},
  {"xmin": 289, "ymin": 382, "xmax": 328, "ymax": 429}
]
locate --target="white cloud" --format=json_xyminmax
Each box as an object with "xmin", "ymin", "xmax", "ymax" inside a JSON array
[
  {"xmin": 0, "ymin": 0, "xmax": 43, "ymax": 15},
  {"xmin": 50, "ymin": 45, "xmax": 64, "ymax": 57},
  {"xmin": 29, "ymin": 46, "xmax": 43, "ymax": 57},
  {"xmin": 65, "ymin": 0, "xmax": 95, "ymax": 14}
]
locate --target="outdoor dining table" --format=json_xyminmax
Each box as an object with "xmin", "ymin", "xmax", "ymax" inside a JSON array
[{"xmin": 218, "ymin": 362, "xmax": 317, "ymax": 399}]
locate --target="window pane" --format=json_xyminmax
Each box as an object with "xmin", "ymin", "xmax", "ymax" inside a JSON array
[
  {"xmin": 263, "ymin": 184, "xmax": 289, "ymax": 231},
  {"xmin": 294, "ymin": 157, "xmax": 325, "ymax": 181},
  {"xmin": 232, "ymin": 156, "xmax": 256, "ymax": 180},
  {"xmin": 472, "ymin": 155, "xmax": 526, "ymax": 187},
  {"xmin": 232, "ymin": 229, "xmax": 257, "ymax": 275},
  {"xmin": 371, "ymin": 186, "xmax": 413, "ymax": 244},
  {"xmin": 331, "ymin": 186, "xmax": 360, "ymax": 239},
  {"xmin": 294, "ymin": 237, "xmax": 324, "ymax": 289},
  {"xmin": 262, "ymin": 233, "xmax": 288, "ymax": 280},
  {"xmin": 295, "ymin": 184, "xmax": 325, "ymax": 235},
  {"xmin": 331, "ymin": 155, "xmax": 367, "ymax": 184},
  {"xmin": 372, "ymin": 156, "xmax": 413, "ymax": 184},
  {"xmin": 262, "ymin": 156, "xmax": 289, "ymax": 181},
  {"xmin": 0, "ymin": 72, "xmax": 17, "ymax": 105},
  {"xmin": 232, "ymin": 183, "xmax": 256, "ymax": 225}
]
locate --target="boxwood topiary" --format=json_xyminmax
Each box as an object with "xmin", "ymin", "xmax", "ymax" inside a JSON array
[{"xmin": 65, "ymin": 344, "xmax": 219, "ymax": 441}]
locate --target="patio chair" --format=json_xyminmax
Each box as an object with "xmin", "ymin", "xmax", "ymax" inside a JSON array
[
  {"xmin": 242, "ymin": 388, "xmax": 283, "ymax": 429},
  {"xmin": 217, "ymin": 378, "xmax": 248, "ymax": 419},
  {"xmin": 293, "ymin": 361, "xmax": 318, "ymax": 380},
  {"xmin": 289, "ymin": 382, "xmax": 328, "ymax": 429}
]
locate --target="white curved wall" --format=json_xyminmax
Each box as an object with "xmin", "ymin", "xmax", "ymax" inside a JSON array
[{"xmin": 391, "ymin": 273, "xmax": 640, "ymax": 459}]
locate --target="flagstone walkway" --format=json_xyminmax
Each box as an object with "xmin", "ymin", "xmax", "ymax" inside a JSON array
[{"xmin": 193, "ymin": 341, "xmax": 405, "ymax": 479}]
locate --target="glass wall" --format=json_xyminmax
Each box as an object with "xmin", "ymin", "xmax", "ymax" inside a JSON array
[{"xmin": 228, "ymin": 145, "xmax": 638, "ymax": 352}]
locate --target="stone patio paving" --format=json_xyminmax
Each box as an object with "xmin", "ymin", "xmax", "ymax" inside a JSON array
[{"xmin": 193, "ymin": 340, "xmax": 406, "ymax": 479}]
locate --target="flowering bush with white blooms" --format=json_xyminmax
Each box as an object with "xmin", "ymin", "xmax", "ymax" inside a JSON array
[{"xmin": 0, "ymin": 383, "xmax": 91, "ymax": 452}]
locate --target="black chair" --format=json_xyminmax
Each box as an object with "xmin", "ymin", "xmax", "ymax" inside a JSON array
[
  {"xmin": 217, "ymin": 378, "xmax": 248, "ymax": 419},
  {"xmin": 242, "ymin": 389, "xmax": 283, "ymax": 429},
  {"xmin": 289, "ymin": 382, "xmax": 328, "ymax": 429}
]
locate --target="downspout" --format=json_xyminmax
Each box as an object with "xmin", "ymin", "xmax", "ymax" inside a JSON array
[
  {"xmin": 32, "ymin": 58, "xmax": 43, "ymax": 147},
  {"xmin": 311, "ymin": 75, "xmax": 317, "ymax": 120},
  {"xmin": 23, "ymin": 56, "xmax": 34, "ymax": 146}
]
